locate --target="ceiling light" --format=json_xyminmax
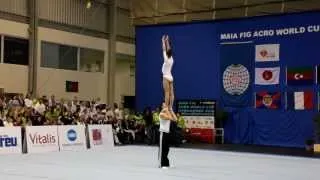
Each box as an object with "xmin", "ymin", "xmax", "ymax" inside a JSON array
[{"xmin": 86, "ymin": 0, "xmax": 92, "ymax": 9}]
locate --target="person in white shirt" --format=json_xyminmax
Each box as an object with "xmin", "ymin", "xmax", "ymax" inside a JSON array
[
  {"xmin": 162, "ymin": 35, "xmax": 175, "ymax": 111},
  {"xmin": 158, "ymin": 102, "xmax": 177, "ymax": 169},
  {"xmin": 113, "ymin": 103, "xmax": 120, "ymax": 120},
  {"xmin": 24, "ymin": 94, "xmax": 33, "ymax": 108},
  {"xmin": 4, "ymin": 117, "xmax": 14, "ymax": 127},
  {"xmin": 106, "ymin": 106, "xmax": 115, "ymax": 122},
  {"xmin": 64, "ymin": 100, "xmax": 77, "ymax": 113},
  {"xmin": 34, "ymin": 99, "xmax": 46, "ymax": 115}
]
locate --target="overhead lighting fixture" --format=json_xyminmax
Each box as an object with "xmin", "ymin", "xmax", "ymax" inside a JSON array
[{"xmin": 86, "ymin": 0, "xmax": 92, "ymax": 9}]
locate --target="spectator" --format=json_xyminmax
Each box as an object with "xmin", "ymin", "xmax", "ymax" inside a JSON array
[
  {"xmin": 0, "ymin": 111, "xmax": 4, "ymax": 127},
  {"xmin": 4, "ymin": 116, "xmax": 14, "ymax": 127},
  {"xmin": 34, "ymin": 98, "xmax": 46, "ymax": 115},
  {"xmin": 176, "ymin": 112, "xmax": 187, "ymax": 144},
  {"xmin": 24, "ymin": 94, "xmax": 33, "ymax": 108},
  {"xmin": 106, "ymin": 105, "xmax": 114, "ymax": 122},
  {"xmin": 114, "ymin": 103, "xmax": 120, "ymax": 118},
  {"xmin": 48, "ymin": 95, "xmax": 56, "ymax": 107},
  {"xmin": 143, "ymin": 107, "xmax": 154, "ymax": 144},
  {"xmin": 0, "ymin": 93, "xmax": 173, "ymax": 146},
  {"xmin": 60, "ymin": 111, "xmax": 74, "ymax": 125},
  {"xmin": 31, "ymin": 110, "xmax": 45, "ymax": 126},
  {"xmin": 9, "ymin": 96, "xmax": 20, "ymax": 107},
  {"xmin": 18, "ymin": 94, "xmax": 24, "ymax": 106}
]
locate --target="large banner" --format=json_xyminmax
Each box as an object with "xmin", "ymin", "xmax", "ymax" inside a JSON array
[
  {"xmin": 220, "ymin": 43, "xmax": 254, "ymax": 107},
  {"xmin": 58, "ymin": 125, "xmax": 87, "ymax": 152},
  {"xmin": 0, "ymin": 127, "xmax": 22, "ymax": 154},
  {"xmin": 88, "ymin": 125, "xmax": 114, "ymax": 150},
  {"xmin": 177, "ymin": 100, "xmax": 216, "ymax": 143},
  {"xmin": 26, "ymin": 126, "xmax": 59, "ymax": 153}
]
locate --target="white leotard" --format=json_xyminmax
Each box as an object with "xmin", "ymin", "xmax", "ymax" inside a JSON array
[{"xmin": 162, "ymin": 51, "xmax": 174, "ymax": 82}]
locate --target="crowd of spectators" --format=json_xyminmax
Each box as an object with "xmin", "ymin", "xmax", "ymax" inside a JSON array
[{"xmin": 0, "ymin": 93, "xmax": 187, "ymax": 146}]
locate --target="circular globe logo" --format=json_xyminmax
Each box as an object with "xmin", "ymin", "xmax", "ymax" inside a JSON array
[
  {"xmin": 67, "ymin": 129, "xmax": 77, "ymax": 142},
  {"xmin": 223, "ymin": 64, "xmax": 250, "ymax": 95}
]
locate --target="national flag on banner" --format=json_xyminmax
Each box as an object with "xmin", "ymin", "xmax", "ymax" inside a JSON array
[
  {"xmin": 255, "ymin": 91, "xmax": 281, "ymax": 109},
  {"xmin": 287, "ymin": 91, "xmax": 313, "ymax": 110},
  {"xmin": 66, "ymin": 81, "xmax": 79, "ymax": 92},
  {"xmin": 255, "ymin": 67, "xmax": 280, "ymax": 85},
  {"xmin": 287, "ymin": 67, "xmax": 314, "ymax": 86},
  {"xmin": 255, "ymin": 44, "xmax": 280, "ymax": 62}
]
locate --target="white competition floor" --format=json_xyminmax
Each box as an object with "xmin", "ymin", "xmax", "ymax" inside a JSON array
[{"xmin": 0, "ymin": 146, "xmax": 319, "ymax": 180}]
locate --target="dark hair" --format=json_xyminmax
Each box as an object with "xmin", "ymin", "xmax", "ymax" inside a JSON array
[
  {"xmin": 113, "ymin": 103, "xmax": 118, "ymax": 109},
  {"xmin": 143, "ymin": 107, "xmax": 151, "ymax": 114},
  {"xmin": 166, "ymin": 49, "xmax": 172, "ymax": 58}
]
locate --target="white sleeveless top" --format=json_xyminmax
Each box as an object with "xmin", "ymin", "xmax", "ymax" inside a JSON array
[
  {"xmin": 162, "ymin": 51, "xmax": 174, "ymax": 82},
  {"xmin": 159, "ymin": 116, "xmax": 171, "ymax": 133}
]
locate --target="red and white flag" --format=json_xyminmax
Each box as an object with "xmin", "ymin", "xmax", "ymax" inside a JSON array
[
  {"xmin": 287, "ymin": 91, "xmax": 313, "ymax": 110},
  {"xmin": 255, "ymin": 44, "xmax": 280, "ymax": 62},
  {"xmin": 255, "ymin": 67, "xmax": 280, "ymax": 85}
]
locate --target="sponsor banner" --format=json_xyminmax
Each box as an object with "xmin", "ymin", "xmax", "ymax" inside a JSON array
[
  {"xmin": 184, "ymin": 116, "xmax": 215, "ymax": 144},
  {"xmin": 314, "ymin": 144, "xmax": 320, "ymax": 153},
  {"xmin": 58, "ymin": 125, "xmax": 87, "ymax": 152},
  {"xmin": 186, "ymin": 128, "xmax": 215, "ymax": 144},
  {"xmin": 26, "ymin": 126, "xmax": 59, "ymax": 153},
  {"xmin": 88, "ymin": 125, "xmax": 114, "ymax": 150},
  {"xmin": 177, "ymin": 100, "xmax": 216, "ymax": 117},
  {"xmin": 0, "ymin": 127, "xmax": 22, "ymax": 154},
  {"xmin": 184, "ymin": 116, "xmax": 215, "ymax": 129}
]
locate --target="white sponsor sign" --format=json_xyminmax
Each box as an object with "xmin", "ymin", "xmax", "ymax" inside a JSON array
[
  {"xmin": 26, "ymin": 126, "xmax": 59, "ymax": 153},
  {"xmin": 0, "ymin": 127, "xmax": 22, "ymax": 154},
  {"xmin": 88, "ymin": 125, "xmax": 114, "ymax": 150},
  {"xmin": 58, "ymin": 125, "xmax": 87, "ymax": 151},
  {"xmin": 255, "ymin": 44, "xmax": 280, "ymax": 62}
]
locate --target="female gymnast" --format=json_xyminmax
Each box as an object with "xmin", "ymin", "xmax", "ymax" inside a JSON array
[{"xmin": 161, "ymin": 35, "xmax": 175, "ymax": 112}]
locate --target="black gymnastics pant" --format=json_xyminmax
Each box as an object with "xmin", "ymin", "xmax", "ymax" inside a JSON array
[{"xmin": 159, "ymin": 122, "xmax": 176, "ymax": 168}]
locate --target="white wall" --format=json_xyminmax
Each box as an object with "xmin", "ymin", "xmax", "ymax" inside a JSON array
[
  {"xmin": 0, "ymin": 64, "xmax": 28, "ymax": 94},
  {"xmin": 0, "ymin": 19, "xmax": 135, "ymax": 103},
  {"xmin": 0, "ymin": 19, "xmax": 29, "ymax": 38},
  {"xmin": 37, "ymin": 68, "xmax": 106, "ymax": 101},
  {"xmin": 115, "ymin": 59, "xmax": 135, "ymax": 104},
  {"xmin": 38, "ymin": 27, "xmax": 135, "ymax": 103},
  {"xmin": 37, "ymin": 27, "xmax": 109, "ymax": 102},
  {"xmin": 116, "ymin": 41, "xmax": 135, "ymax": 56}
]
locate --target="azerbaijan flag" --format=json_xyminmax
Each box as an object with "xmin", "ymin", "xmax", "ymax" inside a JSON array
[{"xmin": 287, "ymin": 67, "xmax": 314, "ymax": 86}]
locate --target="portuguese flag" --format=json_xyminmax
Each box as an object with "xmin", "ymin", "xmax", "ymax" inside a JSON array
[
  {"xmin": 287, "ymin": 67, "xmax": 314, "ymax": 86},
  {"xmin": 287, "ymin": 91, "xmax": 313, "ymax": 110}
]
